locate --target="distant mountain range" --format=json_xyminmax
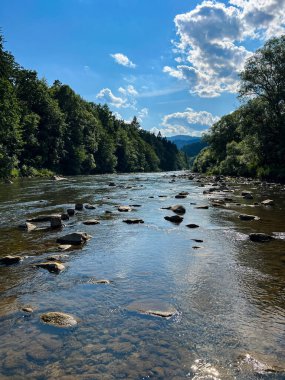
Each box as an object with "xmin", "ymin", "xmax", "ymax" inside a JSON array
[{"xmin": 167, "ymin": 135, "xmax": 202, "ymax": 149}]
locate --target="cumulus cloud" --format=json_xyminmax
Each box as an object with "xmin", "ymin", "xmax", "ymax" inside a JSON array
[
  {"xmin": 151, "ymin": 108, "xmax": 220, "ymax": 137},
  {"xmin": 164, "ymin": 0, "xmax": 285, "ymax": 97},
  {"xmin": 137, "ymin": 107, "xmax": 148, "ymax": 122},
  {"xmin": 118, "ymin": 85, "xmax": 138, "ymax": 97},
  {"xmin": 96, "ymin": 88, "xmax": 127, "ymax": 108},
  {"xmin": 110, "ymin": 53, "xmax": 136, "ymax": 68},
  {"xmin": 96, "ymin": 85, "xmax": 139, "ymax": 109}
]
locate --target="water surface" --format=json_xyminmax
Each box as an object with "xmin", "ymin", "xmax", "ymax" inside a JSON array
[{"xmin": 0, "ymin": 173, "xmax": 284, "ymax": 379}]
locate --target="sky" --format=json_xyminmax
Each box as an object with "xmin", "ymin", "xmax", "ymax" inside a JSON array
[{"xmin": 1, "ymin": 0, "xmax": 285, "ymax": 137}]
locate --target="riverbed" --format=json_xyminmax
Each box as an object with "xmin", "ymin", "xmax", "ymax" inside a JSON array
[{"xmin": 0, "ymin": 172, "xmax": 284, "ymax": 379}]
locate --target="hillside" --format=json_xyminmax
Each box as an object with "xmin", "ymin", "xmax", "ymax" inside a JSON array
[
  {"xmin": 167, "ymin": 135, "xmax": 201, "ymax": 149},
  {"xmin": 0, "ymin": 33, "xmax": 188, "ymax": 178}
]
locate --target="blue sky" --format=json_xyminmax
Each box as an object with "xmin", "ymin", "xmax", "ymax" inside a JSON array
[{"xmin": 1, "ymin": 0, "xmax": 284, "ymax": 136}]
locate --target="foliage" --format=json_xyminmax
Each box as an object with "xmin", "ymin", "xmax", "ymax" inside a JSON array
[
  {"xmin": 193, "ymin": 35, "xmax": 285, "ymax": 181},
  {"xmin": 0, "ymin": 32, "xmax": 188, "ymax": 178}
]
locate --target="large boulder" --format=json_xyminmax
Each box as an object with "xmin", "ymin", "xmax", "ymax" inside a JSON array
[
  {"xmin": 75, "ymin": 203, "xmax": 83, "ymax": 211},
  {"xmin": 164, "ymin": 215, "xmax": 183, "ymax": 224},
  {"xmin": 249, "ymin": 233, "xmax": 274, "ymax": 242},
  {"xmin": 56, "ymin": 232, "xmax": 92, "ymax": 245},
  {"xmin": 40, "ymin": 312, "xmax": 77, "ymax": 327}
]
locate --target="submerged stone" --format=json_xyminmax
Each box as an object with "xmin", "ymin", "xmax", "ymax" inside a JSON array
[
  {"xmin": 40, "ymin": 312, "xmax": 77, "ymax": 327},
  {"xmin": 83, "ymin": 219, "xmax": 100, "ymax": 225},
  {"xmin": 128, "ymin": 300, "xmax": 176, "ymax": 318},
  {"xmin": 238, "ymin": 353, "xmax": 285, "ymax": 374},
  {"xmin": 239, "ymin": 214, "xmax": 260, "ymax": 221}
]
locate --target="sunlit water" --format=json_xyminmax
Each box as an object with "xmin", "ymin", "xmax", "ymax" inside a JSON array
[{"xmin": 0, "ymin": 172, "xmax": 284, "ymax": 379}]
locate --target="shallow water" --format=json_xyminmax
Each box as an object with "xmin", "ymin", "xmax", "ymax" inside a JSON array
[{"xmin": 0, "ymin": 172, "xmax": 284, "ymax": 379}]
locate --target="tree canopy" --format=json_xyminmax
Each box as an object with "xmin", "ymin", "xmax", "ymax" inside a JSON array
[
  {"xmin": 0, "ymin": 32, "xmax": 188, "ymax": 178},
  {"xmin": 193, "ymin": 35, "xmax": 285, "ymax": 181}
]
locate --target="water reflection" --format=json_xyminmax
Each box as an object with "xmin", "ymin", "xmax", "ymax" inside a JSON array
[{"xmin": 0, "ymin": 174, "xmax": 284, "ymax": 378}]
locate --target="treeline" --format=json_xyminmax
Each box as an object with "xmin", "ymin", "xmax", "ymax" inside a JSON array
[
  {"xmin": 0, "ymin": 33, "xmax": 188, "ymax": 178},
  {"xmin": 193, "ymin": 36, "xmax": 285, "ymax": 181}
]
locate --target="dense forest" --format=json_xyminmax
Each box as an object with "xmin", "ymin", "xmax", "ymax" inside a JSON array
[
  {"xmin": 193, "ymin": 36, "xmax": 285, "ymax": 181},
  {"xmin": 0, "ymin": 33, "xmax": 188, "ymax": 179}
]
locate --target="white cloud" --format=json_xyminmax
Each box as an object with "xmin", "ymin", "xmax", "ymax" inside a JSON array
[
  {"xmin": 96, "ymin": 88, "xmax": 127, "ymax": 108},
  {"xmin": 151, "ymin": 108, "xmax": 220, "ymax": 136},
  {"xmin": 96, "ymin": 85, "xmax": 139, "ymax": 109},
  {"xmin": 164, "ymin": 0, "xmax": 285, "ymax": 97},
  {"xmin": 110, "ymin": 53, "xmax": 136, "ymax": 68},
  {"xmin": 118, "ymin": 85, "xmax": 138, "ymax": 97},
  {"xmin": 137, "ymin": 107, "xmax": 148, "ymax": 122}
]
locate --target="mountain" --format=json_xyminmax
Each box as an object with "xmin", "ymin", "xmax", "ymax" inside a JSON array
[{"xmin": 167, "ymin": 135, "xmax": 202, "ymax": 149}]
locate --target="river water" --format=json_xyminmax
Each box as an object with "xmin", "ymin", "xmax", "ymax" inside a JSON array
[{"xmin": 0, "ymin": 172, "xmax": 284, "ymax": 379}]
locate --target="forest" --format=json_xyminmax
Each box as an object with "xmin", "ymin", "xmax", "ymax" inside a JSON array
[
  {"xmin": 0, "ymin": 33, "xmax": 188, "ymax": 179},
  {"xmin": 193, "ymin": 36, "xmax": 285, "ymax": 181}
]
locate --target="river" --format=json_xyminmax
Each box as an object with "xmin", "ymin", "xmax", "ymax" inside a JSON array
[{"xmin": 0, "ymin": 172, "xmax": 284, "ymax": 379}]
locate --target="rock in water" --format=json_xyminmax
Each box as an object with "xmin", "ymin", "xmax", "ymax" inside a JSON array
[
  {"xmin": 85, "ymin": 204, "xmax": 96, "ymax": 209},
  {"xmin": 22, "ymin": 307, "xmax": 33, "ymax": 313},
  {"xmin": 50, "ymin": 216, "xmax": 63, "ymax": 229},
  {"xmin": 261, "ymin": 199, "xmax": 274, "ymax": 205},
  {"xmin": 249, "ymin": 233, "xmax": 274, "ymax": 242},
  {"xmin": 18, "ymin": 222, "xmax": 37, "ymax": 232},
  {"xmin": 118, "ymin": 205, "xmax": 132, "ymax": 212},
  {"xmin": 175, "ymin": 194, "xmax": 187, "ymax": 199},
  {"xmin": 239, "ymin": 214, "xmax": 260, "ymax": 221},
  {"xmin": 169, "ymin": 205, "xmax": 186, "ymax": 215},
  {"xmin": 56, "ymin": 232, "xmax": 92, "ymax": 245},
  {"xmin": 40, "ymin": 312, "xmax": 77, "ymax": 327},
  {"xmin": 61, "ymin": 213, "xmax": 69, "ymax": 221},
  {"xmin": 83, "ymin": 219, "xmax": 100, "ymax": 225},
  {"xmin": 164, "ymin": 215, "xmax": 183, "ymax": 224},
  {"xmin": 238, "ymin": 353, "xmax": 285, "ymax": 374},
  {"xmin": 186, "ymin": 224, "xmax": 199, "ymax": 229},
  {"xmin": 75, "ymin": 203, "xmax": 83, "ymax": 211},
  {"xmin": 0, "ymin": 256, "xmax": 22, "ymax": 265},
  {"xmin": 128, "ymin": 300, "xmax": 176, "ymax": 318},
  {"xmin": 123, "ymin": 219, "xmax": 144, "ymax": 224},
  {"xmin": 195, "ymin": 205, "xmax": 209, "ymax": 209},
  {"xmin": 27, "ymin": 214, "xmax": 61, "ymax": 223},
  {"xmin": 35, "ymin": 262, "xmax": 65, "ymax": 273},
  {"xmin": 67, "ymin": 209, "xmax": 75, "ymax": 216}
]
